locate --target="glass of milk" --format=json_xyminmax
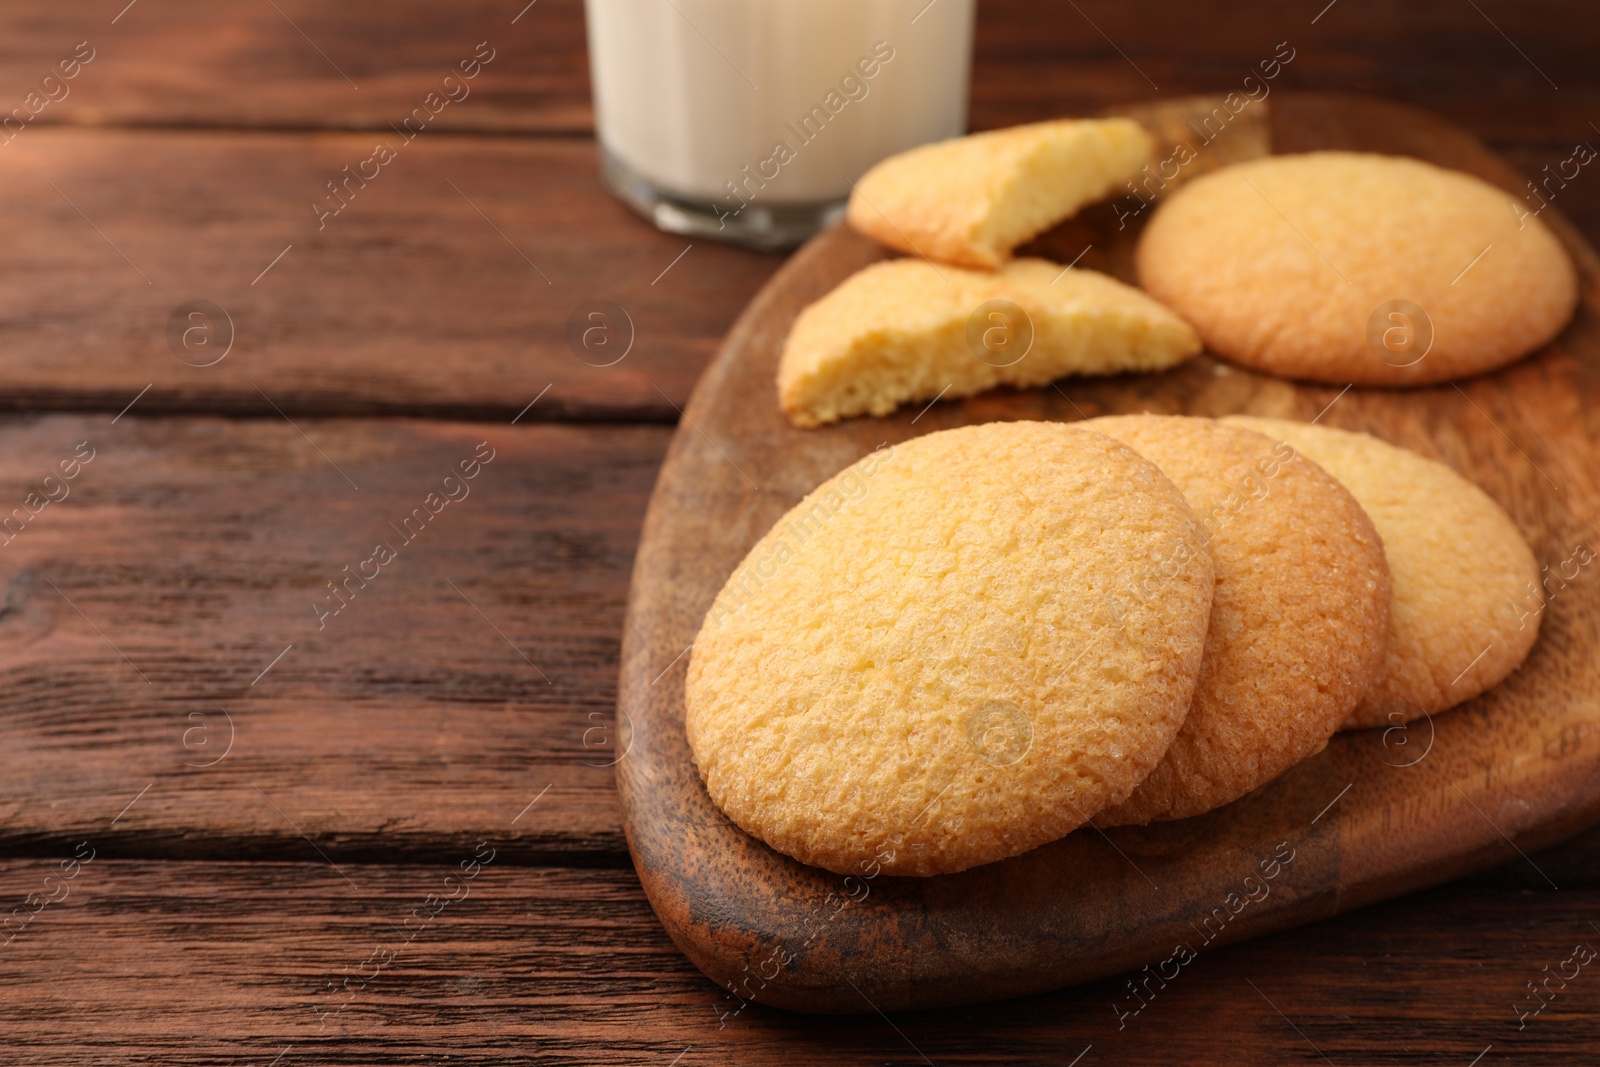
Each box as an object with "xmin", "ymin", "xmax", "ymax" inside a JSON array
[{"xmin": 585, "ymin": 0, "xmax": 975, "ymax": 249}]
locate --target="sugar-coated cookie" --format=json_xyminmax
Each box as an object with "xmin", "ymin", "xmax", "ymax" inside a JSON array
[
  {"xmin": 1136, "ymin": 152, "xmax": 1577, "ymax": 386},
  {"xmin": 778, "ymin": 257, "xmax": 1200, "ymax": 427},
  {"xmin": 1225, "ymin": 416, "xmax": 1543, "ymax": 727},
  {"xmin": 847, "ymin": 118, "xmax": 1153, "ymax": 269},
  {"xmin": 686, "ymin": 421, "xmax": 1214, "ymax": 876},
  {"xmin": 1090, "ymin": 415, "xmax": 1390, "ymax": 825}
]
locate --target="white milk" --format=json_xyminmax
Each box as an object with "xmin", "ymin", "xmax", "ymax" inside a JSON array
[{"xmin": 585, "ymin": 0, "xmax": 973, "ymax": 245}]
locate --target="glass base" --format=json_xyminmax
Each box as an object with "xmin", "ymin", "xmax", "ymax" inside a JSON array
[{"xmin": 599, "ymin": 147, "xmax": 846, "ymax": 252}]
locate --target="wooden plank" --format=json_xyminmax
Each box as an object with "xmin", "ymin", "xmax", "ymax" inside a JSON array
[
  {"xmin": 968, "ymin": 0, "xmax": 1600, "ymax": 147},
  {"xmin": 0, "ymin": 129, "xmax": 778, "ymax": 420},
  {"xmin": 0, "ymin": 0, "xmax": 593, "ymax": 133},
  {"xmin": 2, "ymin": 858, "xmax": 1598, "ymax": 1064},
  {"xmin": 6, "ymin": 0, "xmax": 1596, "ymax": 150},
  {"xmin": 0, "ymin": 413, "xmax": 666, "ymax": 862}
]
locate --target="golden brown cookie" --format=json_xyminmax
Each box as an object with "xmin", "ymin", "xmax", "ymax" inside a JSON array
[
  {"xmin": 686, "ymin": 421, "xmax": 1214, "ymax": 876},
  {"xmin": 1225, "ymin": 416, "xmax": 1542, "ymax": 728},
  {"xmin": 1136, "ymin": 152, "xmax": 1577, "ymax": 386},
  {"xmin": 1090, "ymin": 415, "xmax": 1390, "ymax": 825},
  {"xmin": 847, "ymin": 118, "xmax": 1152, "ymax": 269},
  {"xmin": 778, "ymin": 257, "xmax": 1200, "ymax": 427}
]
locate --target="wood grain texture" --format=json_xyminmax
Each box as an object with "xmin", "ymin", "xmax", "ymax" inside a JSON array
[
  {"xmin": 616, "ymin": 93, "xmax": 1600, "ymax": 1012},
  {"xmin": 0, "ymin": 129, "xmax": 775, "ymax": 420},
  {"xmin": 0, "ymin": 414, "xmax": 665, "ymax": 862},
  {"xmin": 967, "ymin": 0, "xmax": 1600, "ymax": 148},
  {"xmin": 0, "ymin": 0, "xmax": 592, "ymax": 133},
  {"xmin": 7, "ymin": 0, "xmax": 1597, "ymax": 153},
  {"xmin": 2, "ymin": 858, "xmax": 1599, "ymax": 1066},
  {"xmin": 0, "ymin": 0, "xmax": 1594, "ymax": 1055}
]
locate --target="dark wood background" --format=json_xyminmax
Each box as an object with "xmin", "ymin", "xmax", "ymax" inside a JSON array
[{"xmin": 1, "ymin": 0, "xmax": 1597, "ymax": 1062}]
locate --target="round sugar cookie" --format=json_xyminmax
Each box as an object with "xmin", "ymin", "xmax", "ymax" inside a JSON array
[
  {"xmin": 1089, "ymin": 415, "xmax": 1390, "ymax": 826},
  {"xmin": 685, "ymin": 421, "xmax": 1215, "ymax": 877},
  {"xmin": 1136, "ymin": 152, "xmax": 1577, "ymax": 386},
  {"xmin": 1225, "ymin": 416, "xmax": 1542, "ymax": 728}
]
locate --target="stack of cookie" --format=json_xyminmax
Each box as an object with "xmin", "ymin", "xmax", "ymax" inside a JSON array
[{"xmin": 685, "ymin": 415, "xmax": 1541, "ymax": 876}]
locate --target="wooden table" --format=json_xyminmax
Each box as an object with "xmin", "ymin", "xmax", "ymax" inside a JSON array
[{"xmin": 2, "ymin": 1, "xmax": 1597, "ymax": 1062}]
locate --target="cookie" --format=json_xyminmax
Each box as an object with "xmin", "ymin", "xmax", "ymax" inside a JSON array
[
  {"xmin": 847, "ymin": 118, "xmax": 1152, "ymax": 269},
  {"xmin": 1136, "ymin": 152, "xmax": 1577, "ymax": 386},
  {"xmin": 1225, "ymin": 416, "xmax": 1542, "ymax": 728},
  {"xmin": 685, "ymin": 421, "xmax": 1214, "ymax": 876},
  {"xmin": 778, "ymin": 257, "xmax": 1200, "ymax": 427},
  {"xmin": 1090, "ymin": 415, "xmax": 1390, "ymax": 825}
]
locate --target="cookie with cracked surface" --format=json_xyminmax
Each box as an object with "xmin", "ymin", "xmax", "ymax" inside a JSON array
[
  {"xmin": 778, "ymin": 257, "xmax": 1200, "ymax": 428},
  {"xmin": 686, "ymin": 420, "xmax": 1214, "ymax": 875},
  {"xmin": 1136, "ymin": 151, "xmax": 1577, "ymax": 386},
  {"xmin": 847, "ymin": 118, "xmax": 1152, "ymax": 269}
]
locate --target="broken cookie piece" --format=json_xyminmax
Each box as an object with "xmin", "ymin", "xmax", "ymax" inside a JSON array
[
  {"xmin": 846, "ymin": 118, "xmax": 1153, "ymax": 269},
  {"xmin": 778, "ymin": 257, "xmax": 1201, "ymax": 428}
]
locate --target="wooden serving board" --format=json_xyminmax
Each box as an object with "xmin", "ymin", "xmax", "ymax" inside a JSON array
[{"xmin": 615, "ymin": 92, "xmax": 1600, "ymax": 1014}]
